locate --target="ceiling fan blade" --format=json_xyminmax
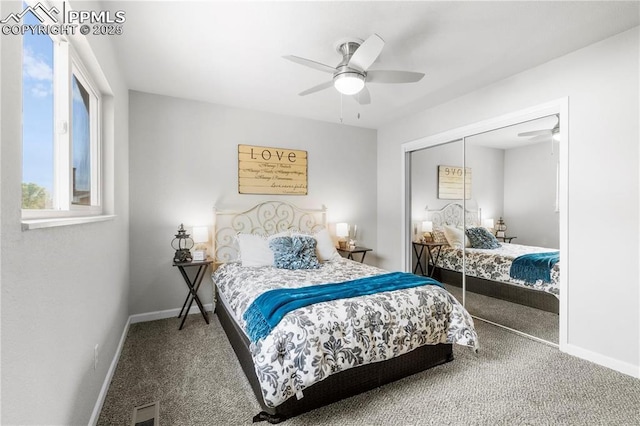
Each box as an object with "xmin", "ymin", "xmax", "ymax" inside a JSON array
[
  {"xmin": 353, "ymin": 86, "xmax": 371, "ymax": 105},
  {"xmin": 528, "ymin": 135, "xmax": 550, "ymax": 143},
  {"xmin": 348, "ymin": 33, "xmax": 385, "ymax": 71},
  {"xmin": 518, "ymin": 129, "xmax": 552, "ymax": 137},
  {"xmin": 366, "ymin": 70, "xmax": 425, "ymax": 84},
  {"xmin": 298, "ymin": 80, "xmax": 333, "ymax": 96},
  {"xmin": 283, "ymin": 55, "xmax": 335, "ymax": 74}
]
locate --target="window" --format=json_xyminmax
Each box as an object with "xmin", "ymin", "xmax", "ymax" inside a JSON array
[
  {"xmin": 21, "ymin": 12, "xmax": 54, "ymax": 210},
  {"xmin": 21, "ymin": 11, "xmax": 102, "ymax": 218}
]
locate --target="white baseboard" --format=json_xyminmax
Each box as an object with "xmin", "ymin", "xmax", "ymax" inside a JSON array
[
  {"xmin": 564, "ymin": 343, "xmax": 640, "ymax": 379},
  {"xmin": 129, "ymin": 303, "xmax": 214, "ymax": 324},
  {"xmin": 89, "ymin": 303, "xmax": 214, "ymax": 424},
  {"xmin": 89, "ymin": 315, "xmax": 131, "ymax": 426}
]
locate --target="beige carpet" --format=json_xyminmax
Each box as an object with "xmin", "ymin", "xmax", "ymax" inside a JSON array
[
  {"xmin": 98, "ymin": 313, "xmax": 639, "ymax": 425},
  {"xmin": 444, "ymin": 284, "xmax": 559, "ymax": 344}
]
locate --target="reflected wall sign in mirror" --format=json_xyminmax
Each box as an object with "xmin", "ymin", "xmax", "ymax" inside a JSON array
[{"xmin": 409, "ymin": 114, "xmax": 561, "ymax": 345}]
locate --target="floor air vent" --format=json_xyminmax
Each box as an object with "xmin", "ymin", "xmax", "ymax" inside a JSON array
[{"xmin": 132, "ymin": 401, "xmax": 159, "ymax": 426}]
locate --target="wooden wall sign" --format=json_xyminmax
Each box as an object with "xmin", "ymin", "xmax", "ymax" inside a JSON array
[
  {"xmin": 238, "ymin": 144, "xmax": 308, "ymax": 195},
  {"xmin": 438, "ymin": 165, "xmax": 471, "ymax": 199}
]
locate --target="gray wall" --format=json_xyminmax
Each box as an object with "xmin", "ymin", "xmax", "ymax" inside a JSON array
[
  {"xmin": 378, "ymin": 27, "xmax": 639, "ymax": 373},
  {"xmin": 0, "ymin": 1, "xmax": 130, "ymax": 423},
  {"xmin": 504, "ymin": 141, "xmax": 559, "ymax": 248},
  {"xmin": 410, "ymin": 142, "xmax": 505, "ymax": 229},
  {"xmin": 128, "ymin": 91, "xmax": 378, "ymax": 315}
]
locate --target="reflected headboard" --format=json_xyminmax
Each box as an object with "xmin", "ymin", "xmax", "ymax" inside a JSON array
[
  {"xmin": 427, "ymin": 203, "xmax": 480, "ymax": 228},
  {"xmin": 213, "ymin": 201, "xmax": 327, "ymax": 264}
]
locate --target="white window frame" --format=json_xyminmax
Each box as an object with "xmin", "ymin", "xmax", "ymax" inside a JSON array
[
  {"xmin": 21, "ymin": 32, "xmax": 103, "ymax": 220},
  {"xmin": 70, "ymin": 51, "xmax": 102, "ymax": 210}
]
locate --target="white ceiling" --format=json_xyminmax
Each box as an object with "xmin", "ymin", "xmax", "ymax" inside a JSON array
[{"xmin": 103, "ymin": 1, "xmax": 639, "ymax": 129}]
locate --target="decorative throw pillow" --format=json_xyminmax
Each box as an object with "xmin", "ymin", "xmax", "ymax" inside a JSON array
[
  {"xmin": 443, "ymin": 225, "xmax": 471, "ymax": 249},
  {"xmin": 269, "ymin": 235, "xmax": 321, "ymax": 269},
  {"xmin": 466, "ymin": 227, "xmax": 501, "ymax": 249},
  {"xmin": 312, "ymin": 228, "xmax": 341, "ymax": 262},
  {"xmin": 237, "ymin": 233, "xmax": 273, "ymax": 267},
  {"xmin": 431, "ymin": 228, "xmax": 448, "ymax": 244}
]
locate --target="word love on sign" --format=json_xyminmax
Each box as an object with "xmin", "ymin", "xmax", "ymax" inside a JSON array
[
  {"xmin": 238, "ymin": 144, "xmax": 308, "ymax": 195},
  {"xmin": 438, "ymin": 165, "xmax": 472, "ymax": 200}
]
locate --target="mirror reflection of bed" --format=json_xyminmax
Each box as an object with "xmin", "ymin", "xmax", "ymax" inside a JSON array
[{"xmin": 410, "ymin": 115, "xmax": 560, "ymax": 345}]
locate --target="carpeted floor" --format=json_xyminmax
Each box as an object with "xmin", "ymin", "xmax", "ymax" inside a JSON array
[
  {"xmin": 444, "ymin": 284, "xmax": 559, "ymax": 344},
  {"xmin": 98, "ymin": 312, "xmax": 640, "ymax": 426}
]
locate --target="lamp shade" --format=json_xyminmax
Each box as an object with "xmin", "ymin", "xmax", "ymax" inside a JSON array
[
  {"xmin": 336, "ymin": 222, "xmax": 349, "ymax": 238},
  {"xmin": 192, "ymin": 226, "xmax": 209, "ymax": 244},
  {"xmin": 421, "ymin": 221, "xmax": 433, "ymax": 233}
]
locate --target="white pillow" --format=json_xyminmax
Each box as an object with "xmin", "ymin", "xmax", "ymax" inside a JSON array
[
  {"xmin": 443, "ymin": 225, "xmax": 471, "ymax": 249},
  {"xmin": 237, "ymin": 231, "xmax": 294, "ymax": 266},
  {"xmin": 313, "ymin": 228, "xmax": 341, "ymax": 262},
  {"xmin": 237, "ymin": 233, "xmax": 273, "ymax": 267}
]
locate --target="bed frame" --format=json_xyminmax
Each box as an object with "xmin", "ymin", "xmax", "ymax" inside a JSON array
[
  {"xmin": 434, "ymin": 268, "xmax": 559, "ymax": 314},
  {"xmin": 426, "ymin": 203, "xmax": 559, "ymax": 314},
  {"xmin": 213, "ymin": 201, "xmax": 454, "ymax": 423}
]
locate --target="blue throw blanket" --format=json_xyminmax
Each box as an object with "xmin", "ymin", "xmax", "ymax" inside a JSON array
[
  {"xmin": 243, "ymin": 272, "xmax": 442, "ymax": 342},
  {"xmin": 510, "ymin": 252, "xmax": 560, "ymax": 284}
]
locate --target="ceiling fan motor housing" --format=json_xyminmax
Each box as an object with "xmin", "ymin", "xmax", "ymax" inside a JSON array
[{"xmin": 333, "ymin": 40, "xmax": 367, "ymax": 94}]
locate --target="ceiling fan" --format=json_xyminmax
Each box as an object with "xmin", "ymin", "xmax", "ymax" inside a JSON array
[
  {"xmin": 283, "ymin": 33, "xmax": 425, "ymax": 105},
  {"xmin": 518, "ymin": 115, "xmax": 561, "ymax": 142}
]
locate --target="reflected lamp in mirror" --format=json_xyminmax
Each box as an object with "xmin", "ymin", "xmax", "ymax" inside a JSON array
[
  {"xmin": 191, "ymin": 226, "xmax": 209, "ymax": 261},
  {"xmin": 482, "ymin": 218, "xmax": 495, "ymax": 233},
  {"xmin": 336, "ymin": 222, "xmax": 349, "ymax": 249},
  {"xmin": 495, "ymin": 217, "xmax": 507, "ymax": 238},
  {"xmin": 421, "ymin": 221, "xmax": 433, "ymax": 242}
]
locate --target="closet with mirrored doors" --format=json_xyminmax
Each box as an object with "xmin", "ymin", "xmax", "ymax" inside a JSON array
[{"xmin": 406, "ymin": 103, "xmax": 567, "ymax": 346}]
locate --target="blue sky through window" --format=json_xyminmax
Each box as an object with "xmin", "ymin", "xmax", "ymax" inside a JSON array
[{"xmin": 22, "ymin": 10, "xmax": 54, "ymax": 195}]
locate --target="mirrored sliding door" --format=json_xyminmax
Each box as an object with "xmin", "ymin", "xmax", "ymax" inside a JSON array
[
  {"xmin": 463, "ymin": 116, "xmax": 560, "ymax": 344},
  {"xmin": 408, "ymin": 112, "xmax": 563, "ymax": 345}
]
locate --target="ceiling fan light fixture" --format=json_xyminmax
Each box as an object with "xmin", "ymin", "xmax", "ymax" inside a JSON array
[{"xmin": 333, "ymin": 72, "xmax": 365, "ymax": 95}]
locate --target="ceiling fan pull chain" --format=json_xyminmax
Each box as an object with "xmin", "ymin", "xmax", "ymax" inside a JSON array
[{"xmin": 339, "ymin": 94, "xmax": 343, "ymax": 123}]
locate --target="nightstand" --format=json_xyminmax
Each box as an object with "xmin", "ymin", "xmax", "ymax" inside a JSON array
[
  {"xmin": 412, "ymin": 241, "xmax": 445, "ymax": 277},
  {"xmin": 496, "ymin": 236, "xmax": 517, "ymax": 243},
  {"xmin": 336, "ymin": 246, "xmax": 372, "ymax": 263},
  {"xmin": 173, "ymin": 258, "xmax": 213, "ymax": 330}
]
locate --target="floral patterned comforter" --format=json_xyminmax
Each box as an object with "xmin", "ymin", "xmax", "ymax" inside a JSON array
[
  {"xmin": 434, "ymin": 243, "xmax": 560, "ymax": 296},
  {"xmin": 212, "ymin": 258, "xmax": 478, "ymax": 408}
]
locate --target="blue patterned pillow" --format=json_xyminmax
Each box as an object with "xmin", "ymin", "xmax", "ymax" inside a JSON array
[
  {"xmin": 465, "ymin": 227, "xmax": 501, "ymax": 249},
  {"xmin": 269, "ymin": 235, "xmax": 321, "ymax": 269}
]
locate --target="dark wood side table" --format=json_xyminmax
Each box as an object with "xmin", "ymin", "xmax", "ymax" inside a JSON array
[
  {"xmin": 173, "ymin": 258, "xmax": 213, "ymax": 330},
  {"xmin": 496, "ymin": 236, "xmax": 517, "ymax": 243},
  {"xmin": 336, "ymin": 246, "xmax": 372, "ymax": 263},
  {"xmin": 412, "ymin": 242, "xmax": 445, "ymax": 277}
]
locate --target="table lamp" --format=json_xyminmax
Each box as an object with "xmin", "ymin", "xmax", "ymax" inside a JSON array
[
  {"xmin": 191, "ymin": 226, "xmax": 209, "ymax": 261},
  {"xmin": 336, "ymin": 222, "xmax": 349, "ymax": 249},
  {"xmin": 421, "ymin": 221, "xmax": 433, "ymax": 242}
]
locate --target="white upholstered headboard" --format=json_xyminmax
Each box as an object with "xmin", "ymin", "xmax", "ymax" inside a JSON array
[
  {"xmin": 213, "ymin": 201, "xmax": 327, "ymax": 264},
  {"xmin": 427, "ymin": 203, "xmax": 480, "ymax": 228}
]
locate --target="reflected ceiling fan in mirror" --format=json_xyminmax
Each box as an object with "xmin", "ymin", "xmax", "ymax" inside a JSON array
[
  {"xmin": 518, "ymin": 114, "xmax": 561, "ymax": 143},
  {"xmin": 283, "ymin": 33, "xmax": 425, "ymax": 105}
]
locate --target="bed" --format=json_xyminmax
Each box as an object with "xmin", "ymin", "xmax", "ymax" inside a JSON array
[
  {"xmin": 211, "ymin": 201, "xmax": 478, "ymax": 423},
  {"xmin": 424, "ymin": 203, "xmax": 560, "ymax": 314}
]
